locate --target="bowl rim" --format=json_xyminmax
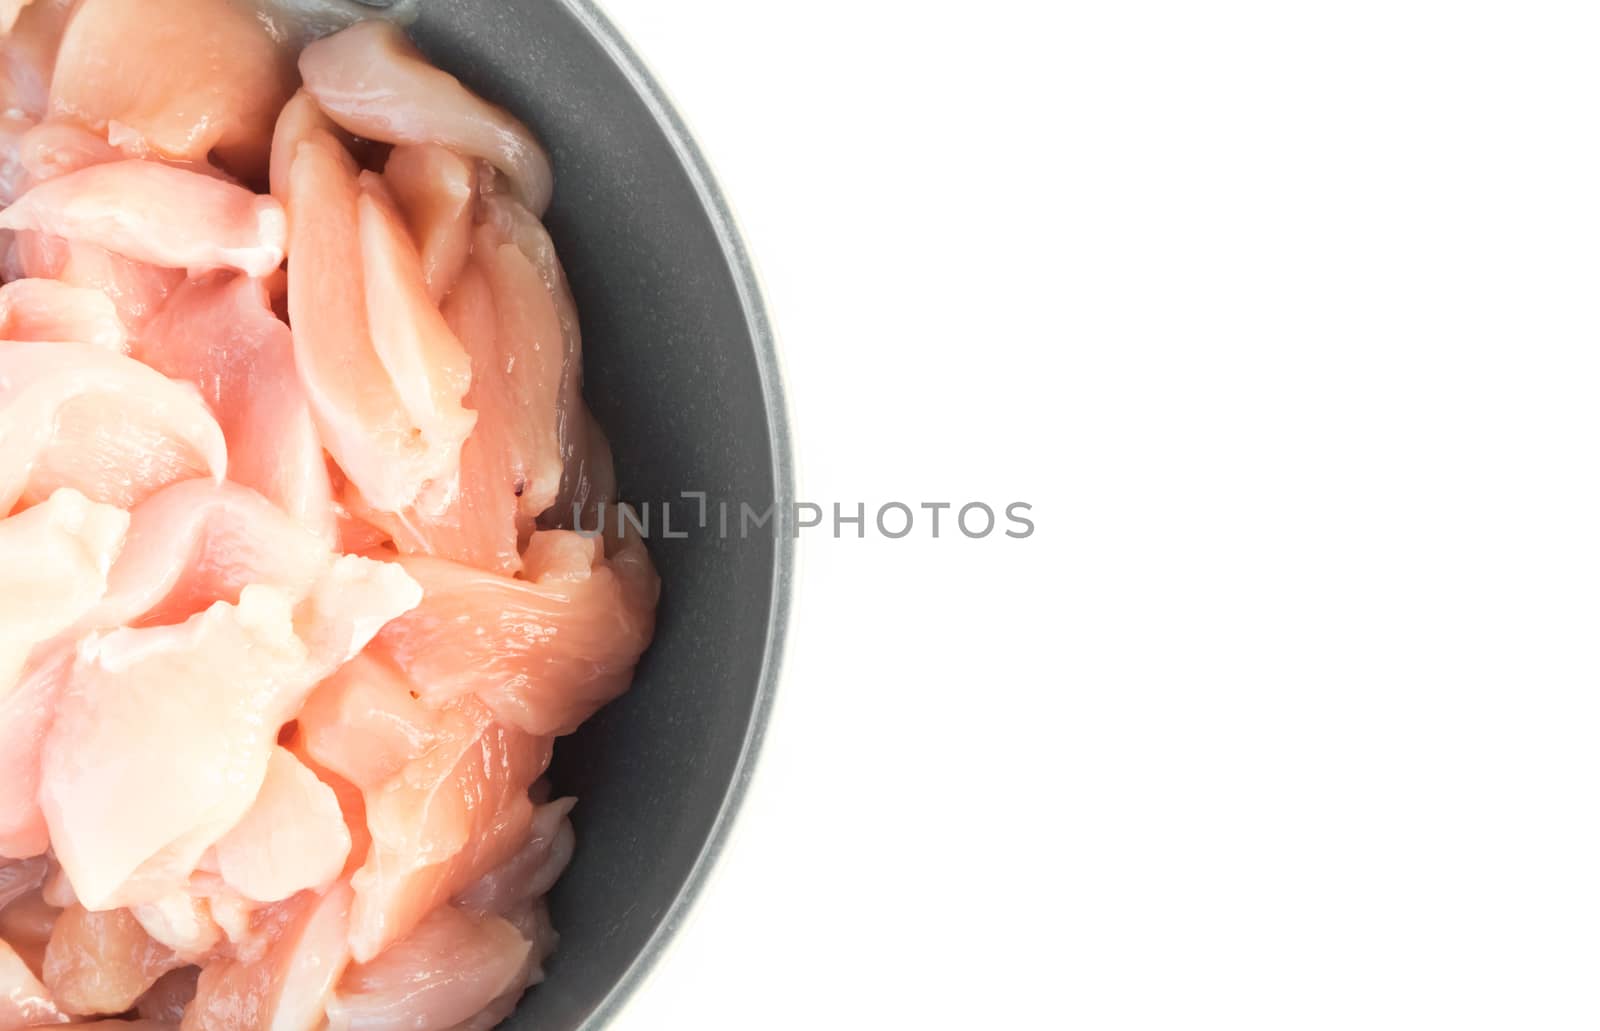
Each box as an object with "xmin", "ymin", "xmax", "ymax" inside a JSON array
[{"xmin": 553, "ymin": 2, "xmax": 796, "ymax": 1027}]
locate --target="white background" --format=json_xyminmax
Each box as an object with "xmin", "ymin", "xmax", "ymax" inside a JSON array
[{"xmin": 601, "ymin": 2, "xmax": 1600, "ymax": 1028}]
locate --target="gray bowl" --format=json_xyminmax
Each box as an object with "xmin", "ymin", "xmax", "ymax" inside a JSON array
[{"xmin": 408, "ymin": 2, "xmax": 793, "ymax": 1027}]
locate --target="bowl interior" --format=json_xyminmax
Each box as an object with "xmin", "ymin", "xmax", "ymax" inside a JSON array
[{"xmin": 408, "ymin": 2, "xmax": 787, "ymax": 1028}]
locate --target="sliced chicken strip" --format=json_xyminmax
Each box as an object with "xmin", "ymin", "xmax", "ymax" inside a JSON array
[
  {"xmin": 473, "ymin": 222, "xmax": 569, "ymax": 527},
  {"xmin": 0, "ymin": 161, "xmax": 286, "ymax": 277},
  {"xmin": 479, "ymin": 195, "xmax": 590, "ymax": 529},
  {"xmin": 383, "ymin": 144, "xmax": 474, "ymax": 303},
  {"xmin": 346, "ymin": 259, "xmax": 521, "ymax": 575},
  {"xmin": 300, "ymin": 21, "xmax": 552, "ymax": 214},
  {"xmin": 286, "ymin": 129, "xmax": 472, "ymax": 513}
]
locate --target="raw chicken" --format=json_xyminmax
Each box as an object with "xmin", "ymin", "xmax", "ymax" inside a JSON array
[
  {"xmin": 324, "ymin": 906, "xmax": 532, "ymax": 1031},
  {"xmin": 0, "ymin": 278, "xmax": 128, "ymax": 352},
  {"xmin": 297, "ymin": 654, "xmax": 443, "ymax": 794},
  {"xmin": 383, "ymin": 144, "xmax": 474, "ymax": 303},
  {"xmin": 478, "ymin": 195, "xmax": 592, "ymax": 529},
  {"xmin": 346, "ymin": 259, "xmax": 521, "ymax": 574},
  {"xmin": 0, "ymin": 490, "xmax": 128, "ymax": 859},
  {"xmin": 0, "ymin": 647, "xmax": 71, "ymax": 861},
  {"xmin": 138, "ymin": 276, "xmax": 334, "ymax": 543},
  {"xmin": 474, "ymin": 225, "xmax": 568, "ymax": 525},
  {"xmin": 454, "ymin": 797, "xmax": 576, "ymax": 931},
  {"xmin": 346, "ymin": 704, "xmax": 549, "ymax": 961},
  {"xmin": 40, "ymin": 560, "xmax": 420, "ymax": 911},
  {"xmin": 129, "ymin": 893, "xmax": 223, "ymax": 963},
  {"xmin": 0, "ymin": 0, "xmax": 35, "ymax": 36},
  {"xmin": 214, "ymin": 747, "xmax": 351, "ymax": 904},
  {"xmin": 85, "ymin": 480, "xmax": 330, "ymax": 632},
  {"xmin": 42, "ymin": 905, "xmax": 184, "ymax": 1016},
  {"xmin": 48, "ymin": 0, "xmax": 297, "ymax": 180},
  {"xmin": 0, "ymin": 937, "xmax": 67, "ymax": 1027},
  {"xmin": 300, "ymin": 22, "xmax": 553, "ymax": 214},
  {"xmin": 268, "ymin": 90, "xmax": 343, "ymax": 204},
  {"xmin": 0, "ymin": 0, "xmax": 71, "ymax": 119},
  {"xmin": 358, "ymin": 172, "xmax": 477, "ymax": 485},
  {"xmin": 13, "ymin": 233, "xmax": 184, "ymax": 337},
  {"xmin": 286, "ymin": 129, "xmax": 473, "ymax": 513},
  {"xmin": 0, "ymin": 488, "xmax": 126, "ymax": 691},
  {"xmin": 16, "ymin": 123, "xmax": 119, "ymax": 185},
  {"xmin": 180, "ymin": 883, "xmax": 352, "ymax": 1031},
  {"xmin": 0, "ymin": 340, "xmax": 226, "ymax": 514},
  {"xmin": 0, "ymin": 9, "xmax": 659, "ymax": 1027},
  {"xmin": 371, "ymin": 529, "xmax": 658, "ymax": 737},
  {"xmin": 0, "ymin": 161, "xmax": 287, "ymax": 276}
]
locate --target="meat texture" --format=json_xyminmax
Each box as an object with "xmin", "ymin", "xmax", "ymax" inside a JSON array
[{"xmin": 0, "ymin": 11, "xmax": 659, "ymax": 1031}]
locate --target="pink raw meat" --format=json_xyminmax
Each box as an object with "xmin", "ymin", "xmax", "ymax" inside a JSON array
[
  {"xmin": 370, "ymin": 528, "xmax": 658, "ymax": 737},
  {"xmin": 85, "ymin": 480, "xmax": 330, "ymax": 632},
  {"xmin": 346, "ymin": 702, "xmax": 549, "ymax": 962},
  {"xmin": 0, "ymin": 161, "xmax": 286, "ymax": 276},
  {"xmin": 40, "ymin": 558, "xmax": 420, "ymax": 910},
  {"xmin": 47, "ymin": 0, "xmax": 296, "ymax": 180},
  {"xmin": 213, "ymin": 747, "xmax": 351, "ymax": 904},
  {"xmin": 286, "ymin": 129, "xmax": 473, "ymax": 513},
  {"xmin": 300, "ymin": 22, "xmax": 552, "ymax": 214},
  {"xmin": 0, "ymin": 340, "xmax": 226, "ymax": 515},
  {"xmin": 325, "ymin": 905, "xmax": 532, "ymax": 1031},
  {"xmin": 14, "ymin": 233, "xmax": 184, "ymax": 337},
  {"xmin": 0, "ymin": 490, "xmax": 128, "ymax": 859},
  {"xmin": 0, "ymin": 278, "xmax": 128, "ymax": 352},
  {"xmin": 139, "ymin": 276, "xmax": 335, "ymax": 543},
  {"xmin": 180, "ymin": 882, "xmax": 353, "ymax": 1031}
]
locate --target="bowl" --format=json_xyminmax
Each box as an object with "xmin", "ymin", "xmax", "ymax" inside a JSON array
[{"xmin": 406, "ymin": 1, "xmax": 794, "ymax": 1028}]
